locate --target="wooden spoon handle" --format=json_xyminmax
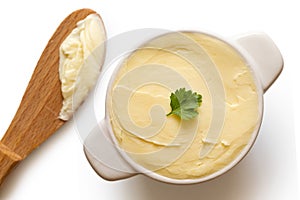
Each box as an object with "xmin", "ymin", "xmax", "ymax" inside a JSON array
[
  {"xmin": 0, "ymin": 143, "xmax": 22, "ymax": 184},
  {"xmin": 0, "ymin": 8, "xmax": 96, "ymax": 186}
]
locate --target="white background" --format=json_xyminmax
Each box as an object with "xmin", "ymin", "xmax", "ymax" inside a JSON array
[{"xmin": 0, "ymin": 0, "xmax": 299, "ymax": 199}]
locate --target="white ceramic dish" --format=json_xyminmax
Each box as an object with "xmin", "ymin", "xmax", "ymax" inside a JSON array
[{"xmin": 82, "ymin": 30, "xmax": 283, "ymax": 184}]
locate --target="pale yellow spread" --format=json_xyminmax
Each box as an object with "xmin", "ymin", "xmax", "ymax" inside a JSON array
[
  {"xmin": 109, "ymin": 32, "xmax": 259, "ymax": 179},
  {"xmin": 59, "ymin": 14, "xmax": 106, "ymax": 120}
]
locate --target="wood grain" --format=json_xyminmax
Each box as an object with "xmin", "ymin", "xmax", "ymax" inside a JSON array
[{"xmin": 0, "ymin": 8, "xmax": 96, "ymax": 186}]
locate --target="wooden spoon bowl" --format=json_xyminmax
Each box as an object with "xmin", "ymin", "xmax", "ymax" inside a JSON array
[{"xmin": 0, "ymin": 8, "xmax": 98, "ymax": 186}]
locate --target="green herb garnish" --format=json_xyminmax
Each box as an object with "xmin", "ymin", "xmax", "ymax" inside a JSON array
[{"xmin": 166, "ymin": 88, "xmax": 202, "ymax": 120}]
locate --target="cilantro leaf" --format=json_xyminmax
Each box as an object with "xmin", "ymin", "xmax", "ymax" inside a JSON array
[{"xmin": 166, "ymin": 88, "xmax": 202, "ymax": 120}]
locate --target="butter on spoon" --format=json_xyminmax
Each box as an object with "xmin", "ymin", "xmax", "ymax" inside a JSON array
[
  {"xmin": 59, "ymin": 13, "xmax": 106, "ymax": 120},
  {"xmin": 0, "ymin": 9, "xmax": 106, "ymax": 186}
]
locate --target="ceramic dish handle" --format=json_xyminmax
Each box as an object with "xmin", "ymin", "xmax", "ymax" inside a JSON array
[
  {"xmin": 84, "ymin": 120, "xmax": 137, "ymax": 181},
  {"xmin": 233, "ymin": 32, "xmax": 283, "ymax": 92}
]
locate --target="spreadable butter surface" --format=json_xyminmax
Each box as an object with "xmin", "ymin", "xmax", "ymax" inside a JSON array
[
  {"xmin": 59, "ymin": 14, "xmax": 106, "ymax": 120},
  {"xmin": 109, "ymin": 32, "xmax": 259, "ymax": 179}
]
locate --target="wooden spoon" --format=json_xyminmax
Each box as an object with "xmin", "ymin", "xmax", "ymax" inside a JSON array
[{"xmin": 0, "ymin": 8, "xmax": 99, "ymax": 186}]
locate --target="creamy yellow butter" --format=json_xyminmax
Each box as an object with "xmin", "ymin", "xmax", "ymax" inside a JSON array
[
  {"xmin": 59, "ymin": 14, "xmax": 106, "ymax": 120},
  {"xmin": 109, "ymin": 32, "xmax": 259, "ymax": 179}
]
